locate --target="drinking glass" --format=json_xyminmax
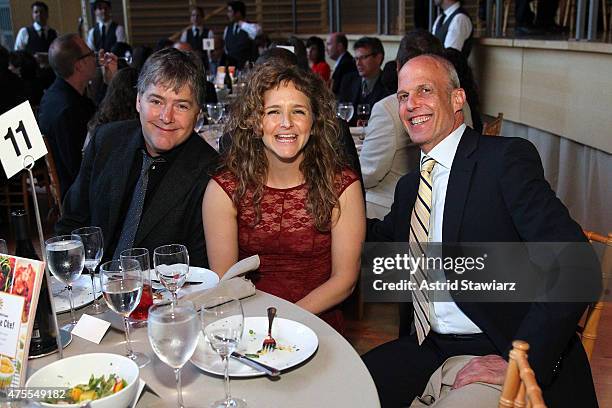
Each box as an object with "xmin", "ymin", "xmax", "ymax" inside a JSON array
[
  {"xmin": 148, "ymin": 301, "xmax": 199, "ymax": 408},
  {"xmin": 206, "ymin": 103, "xmax": 225, "ymax": 125},
  {"xmin": 194, "ymin": 111, "xmax": 207, "ymax": 133},
  {"xmin": 337, "ymin": 102, "xmax": 355, "ymax": 123},
  {"xmin": 356, "ymin": 104, "xmax": 371, "ymax": 127},
  {"xmin": 121, "ymin": 248, "xmax": 154, "ymax": 327},
  {"xmin": 0, "ymin": 239, "xmax": 7, "ymax": 254},
  {"xmin": 45, "ymin": 235, "xmax": 85, "ymax": 329},
  {"xmin": 71, "ymin": 226, "xmax": 106, "ymax": 314},
  {"xmin": 154, "ymin": 244, "xmax": 189, "ymax": 305},
  {"xmin": 201, "ymin": 297, "xmax": 246, "ymax": 408},
  {"xmin": 100, "ymin": 259, "xmax": 150, "ymax": 367}
]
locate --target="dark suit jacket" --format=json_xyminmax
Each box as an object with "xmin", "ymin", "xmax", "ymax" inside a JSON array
[
  {"xmin": 56, "ymin": 120, "xmax": 219, "ymax": 267},
  {"xmin": 367, "ymin": 128, "xmax": 599, "ymax": 407},
  {"xmin": 331, "ymin": 52, "xmax": 357, "ymax": 96},
  {"xmin": 337, "ymin": 72, "xmax": 393, "ymax": 126},
  {"xmin": 38, "ymin": 78, "xmax": 95, "ymax": 198}
]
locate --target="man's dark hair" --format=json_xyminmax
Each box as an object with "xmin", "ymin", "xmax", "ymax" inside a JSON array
[
  {"xmin": 93, "ymin": 0, "xmax": 111, "ymax": 10},
  {"xmin": 191, "ymin": 6, "xmax": 204, "ymax": 16},
  {"xmin": 396, "ymin": 29, "xmax": 444, "ymax": 69},
  {"xmin": 335, "ymin": 33, "xmax": 348, "ymax": 49},
  {"xmin": 353, "ymin": 36, "xmax": 385, "ymax": 60},
  {"xmin": 227, "ymin": 1, "xmax": 246, "ymax": 17},
  {"xmin": 31, "ymin": 1, "xmax": 49, "ymax": 12},
  {"xmin": 48, "ymin": 33, "xmax": 84, "ymax": 79},
  {"xmin": 255, "ymin": 47, "xmax": 298, "ymax": 67}
]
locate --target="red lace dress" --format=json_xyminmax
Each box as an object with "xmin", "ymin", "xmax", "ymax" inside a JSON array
[{"xmin": 213, "ymin": 168, "xmax": 359, "ymax": 333}]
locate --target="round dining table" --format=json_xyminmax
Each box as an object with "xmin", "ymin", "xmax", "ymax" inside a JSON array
[{"xmin": 27, "ymin": 290, "xmax": 381, "ymax": 408}]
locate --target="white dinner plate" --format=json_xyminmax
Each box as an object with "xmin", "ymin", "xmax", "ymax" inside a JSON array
[
  {"xmin": 191, "ymin": 317, "xmax": 318, "ymax": 377},
  {"xmin": 151, "ymin": 266, "xmax": 219, "ymax": 284},
  {"xmin": 51, "ymin": 275, "xmax": 102, "ymax": 313}
]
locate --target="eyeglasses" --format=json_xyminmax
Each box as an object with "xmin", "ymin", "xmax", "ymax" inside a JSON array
[
  {"xmin": 77, "ymin": 50, "xmax": 95, "ymax": 61},
  {"xmin": 354, "ymin": 53, "xmax": 376, "ymax": 63}
]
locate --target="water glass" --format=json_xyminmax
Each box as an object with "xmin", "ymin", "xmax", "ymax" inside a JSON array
[
  {"xmin": 71, "ymin": 226, "xmax": 106, "ymax": 314},
  {"xmin": 121, "ymin": 248, "xmax": 154, "ymax": 326},
  {"xmin": 45, "ymin": 235, "xmax": 85, "ymax": 329},
  {"xmin": 206, "ymin": 103, "xmax": 225, "ymax": 125},
  {"xmin": 201, "ymin": 297, "xmax": 246, "ymax": 408},
  {"xmin": 0, "ymin": 239, "xmax": 7, "ymax": 254},
  {"xmin": 337, "ymin": 102, "xmax": 355, "ymax": 123},
  {"xmin": 148, "ymin": 301, "xmax": 200, "ymax": 408},
  {"xmin": 154, "ymin": 244, "xmax": 189, "ymax": 305},
  {"xmin": 100, "ymin": 259, "xmax": 150, "ymax": 367}
]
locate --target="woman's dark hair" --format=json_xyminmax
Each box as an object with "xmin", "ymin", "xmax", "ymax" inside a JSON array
[
  {"xmin": 9, "ymin": 51, "xmax": 37, "ymax": 79},
  {"xmin": 131, "ymin": 46, "xmax": 153, "ymax": 73},
  {"xmin": 287, "ymin": 36, "xmax": 309, "ymax": 71},
  {"xmin": 443, "ymin": 48, "xmax": 483, "ymax": 133},
  {"xmin": 306, "ymin": 36, "xmax": 326, "ymax": 64},
  {"xmin": 88, "ymin": 67, "xmax": 139, "ymax": 132}
]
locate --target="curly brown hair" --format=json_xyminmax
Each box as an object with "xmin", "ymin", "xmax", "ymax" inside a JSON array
[{"xmin": 223, "ymin": 62, "xmax": 346, "ymax": 231}]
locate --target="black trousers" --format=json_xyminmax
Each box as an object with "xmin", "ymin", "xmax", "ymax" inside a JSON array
[{"xmin": 362, "ymin": 332, "xmax": 498, "ymax": 408}]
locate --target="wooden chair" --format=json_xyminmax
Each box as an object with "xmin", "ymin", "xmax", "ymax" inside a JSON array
[
  {"xmin": 579, "ymin": 230, "xmax": 612, "ymax": 360},
  {"xmin": 483, "ymin": 112, "xmax": 504, "ymax": 136},
  {"xmin": 499, "ymin": 340, "xmax": 547, "ymax": 408},
  {"xmin": 43, "ymin": 137, "xmax": 63, "ymax": 219}
]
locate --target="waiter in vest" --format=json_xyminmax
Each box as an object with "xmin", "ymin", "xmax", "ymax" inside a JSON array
[
  {"xmin": 87, "ymin": 0, "xmax": 126, "ymax": 52},
  {"xmin": 179, "ymin": 6, "xmax": 213, "ymax": 73},
  {"xmin": 14, "ymin": 2, "xmax": 57, "ymax": 54},
  {"xmin": 223, "ymin": 1, "xmax": 261, "ymax": 70},
  {"xmin": 432, "ymin": 0, "xmax": 473, "ymax": 58}
]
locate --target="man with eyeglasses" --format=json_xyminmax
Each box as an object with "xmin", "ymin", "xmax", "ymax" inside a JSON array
[
  {"xmin": 337, "ymin": 37, "xmax": 393, "ymax": 126},
  {"xmin": 38, "ymin": 34, "xmax": 96, "ymax": 198}
]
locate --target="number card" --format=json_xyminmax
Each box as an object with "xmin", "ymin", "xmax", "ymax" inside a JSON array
[
  {"xmin": 0, "ymin": 101, "xmax": 47, "ymax": 179},
  {"xmin": 202, "ymin": 38, "xmax": 214, "ymax": 50}
]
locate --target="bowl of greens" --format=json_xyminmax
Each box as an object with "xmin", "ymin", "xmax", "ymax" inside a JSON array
[{"xmin": 25, "ymin": 353, "xmax": 139, "ymax": 407}]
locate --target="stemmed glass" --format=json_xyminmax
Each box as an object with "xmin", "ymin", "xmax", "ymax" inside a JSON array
[
  {"xmin": 0, "ymin": 239, "xmax": 7, "ymax": 253},
  {"xmin": 71, "ymin": 226, "xmax": 106, "ymax": 314},
  {"xmin": 356, "ymin": 104, "xmax": 371, "ymax": 127},
  {"xmin": 148, "ymin": 301, "xmax": 200, "ymax": 408},
  {"xmin": 100, "ymin": 259, "xmax": 150, "ymax": 367},
  {"xmin": 337, "ymin": 102, "xmax": 355, "ymax": 123},
  {"xmin": 201, "ymin": 297, "xmax": 246, "ymax": 408},
  {"xmin": 206, "ymin": 103, "xmax": 225, "ymax": 125},
  {"xmin": 121, "ymin": 248, "xmax": 154, "ymax": 328},
  {"xmin": 45, "ymin": 235, "xmax": 85, "ymax": 330},
  {"xmin": 154, "ymin": 244, "xmax": 189, "ymax": 305}
]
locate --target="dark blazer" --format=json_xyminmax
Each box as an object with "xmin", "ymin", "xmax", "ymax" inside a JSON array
[
  {"xmin": 38, "ymin": 77, "xmax": 95, "ymax": 198},
  {"xmin": 367, "ymin": 127, "xmax": 599, "ymax": 407},
  {"xmin": 337, "ymin": 71, "xmax": 393, "ymax": 126},
  {"xmin": 331, "ymin": 51, "xmax": 357, "ymax": 96},
  {"xmin": 56, "ymin": 120, "xmax": 219, "ymax": 267}
]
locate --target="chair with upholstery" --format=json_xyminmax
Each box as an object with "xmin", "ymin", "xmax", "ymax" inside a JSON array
[
  {"xmin": 499, "ymin": 340, "xmax": 547, "ymax": 408},
  {"xmin": 483, "ymin": 112, "xmax": 504, "ymax": 136},
  {"xmin": 579, "ymin": 230, "xmax": 611, "ymax": 360}
]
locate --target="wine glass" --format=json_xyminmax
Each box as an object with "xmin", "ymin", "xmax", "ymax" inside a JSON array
[
  {"xmin": 356, "ymin": 104, "xmax": 371, "ymax": 127},
  {"xmin": 45, "ymin": 235, "xmax": 85, "ymax": 329},
  {"xmin": 194, "ymin": 110, "xmax": 207, "ymax": 133},
  {"xmin": 148, "ymin": 301, "xmax": 199, "ymax": 408},
  {"xmin": 71, "ymin": 226, "xmax": 106, "ymax": 314},
  {"xmin": 206, "ymin": 103, "xmax": 225, "ymax": 125},
  {"xmin": 201, "ymin": 297, "xmax": 246, "ymax": 408},
  {"xmin": 154, "ymin": 244, "xmax": 189, "ymax": 305},
  {"xmin": 121, "ymin": 248, "xmax": 154, "ymax": 328},
  {"xmin": 337, "ymin": 102, "xmax": 355, "ymax": 123},
  {"xmin": 100, "ymin": 259, "xmax": 150, "ymax": 367}
]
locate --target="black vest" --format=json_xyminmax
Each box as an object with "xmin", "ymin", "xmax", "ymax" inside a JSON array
[
  {"xmin": 434, "ymin": 7, "xmax": 473, "ymax": 58},
  {"xmin": 25, "ymin": 26, "xmax": 57, "ymax": 54},
  {"xmin": 93, "ymin": 21, "xmax": 118, "ymax": 51},
  {"xmin": 185, "ymin": 27, "xmax": 210, "ymax": 51},
  {"xmin": 223, "ymin": 23, "xmax": 253, "ymax": 69}
]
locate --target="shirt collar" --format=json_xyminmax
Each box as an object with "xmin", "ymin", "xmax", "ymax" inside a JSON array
[
  {"xmin": 33, "ymin": 22, "xmax": 44, "ymax": 31},
  {"xmin": 192, "ymin": 25, "xmax": 204, "ymax": 32},
  {"xmin": 421, "ymin": 123, "xmax": 466, "ymax": 170},
  {"xmin": 443, "ymin": 2, "xmax": 461, "ymax": 17},
  {"xmin": 333, "ymin": 51, "xmax": 347, "ymax": 69}
]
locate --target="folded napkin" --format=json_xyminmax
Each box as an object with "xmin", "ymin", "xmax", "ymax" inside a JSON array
[{"xmin": 183, "ymin": 277, "xmax": 256, "ymax": 310}]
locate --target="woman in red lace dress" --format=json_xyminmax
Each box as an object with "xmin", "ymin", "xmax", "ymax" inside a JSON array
[{"xmin": 203, "ymin": 63, "xmax": 365, "ymax": 333}]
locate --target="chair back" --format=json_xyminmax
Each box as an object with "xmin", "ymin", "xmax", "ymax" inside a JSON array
[
  {"xmin": 43, "ymin": 137, "xmax": 63, "ymax": 218},
  {"xmin": 580, "ymin": 230, "xmax": 612, "ymax": 360},
  {"xmin": 483, "ymin": 112, "xmax": 504, "ymax": 136},
  {"xmin": 499, "ymin": 340, "xmax": 547, "ymax": 408}
]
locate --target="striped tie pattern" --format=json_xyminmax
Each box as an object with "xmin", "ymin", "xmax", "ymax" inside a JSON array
[{"xmin": 409, "ymin": 156, "xmax": 436, "ymax": 344}]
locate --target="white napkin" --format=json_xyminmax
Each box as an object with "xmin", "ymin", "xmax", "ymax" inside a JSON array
[{"xmin": 220, "ymin": 255, "xmax": 260, "ymax": 281}]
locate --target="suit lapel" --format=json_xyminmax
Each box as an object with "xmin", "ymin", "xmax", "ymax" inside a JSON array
[
  {"xmin": 443, "ymin": 128, "xmax": 479, "ymax": 242},
  {"xmin": 400, "ymin": 174, "xmax": 420, "ymax": 240},
  {"xmin": 134, "ymin": 134, "xmax": 203, "ymax": 243},
  {"xmin": 106, "ymin": 127, "xmax": 143, "ymax": 244}
]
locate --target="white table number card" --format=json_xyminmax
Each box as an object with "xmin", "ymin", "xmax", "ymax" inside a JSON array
[
  {"xmin": 0, "ymin": 254, "xmax": 46, "ymax": 389},
  {"xmin": 0, "ymin": 101, "xmax": 47, "ymax": 179},
  {"xmin": 203, "ymin": 38, "xmax": 214, "ymax": 51}
]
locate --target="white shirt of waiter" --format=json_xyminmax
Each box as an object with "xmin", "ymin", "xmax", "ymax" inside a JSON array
[{"xmin": 431, "ymin": 2, "xmax": 472, "ymax": 52}]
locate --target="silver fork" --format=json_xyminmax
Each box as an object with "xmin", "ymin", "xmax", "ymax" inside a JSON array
[{"xmin": 261, "ymin": 307, "xmax": 277, "ymax": 351}]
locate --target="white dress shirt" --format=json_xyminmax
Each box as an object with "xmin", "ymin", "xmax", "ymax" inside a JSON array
[
  {"xmin": 86, "ymin": 21, "xmax": 126, "ymax": 50},
  {"xmin": 14, "ymin": 22, "xmax": 52, "ymax": 51},
  {"xmin": 423, "ymin": 123, "xmax": 482, "ymax": 334},
  {"xmin": 431, "ymin": 2, "xmax": 473, "ymax": 52}
]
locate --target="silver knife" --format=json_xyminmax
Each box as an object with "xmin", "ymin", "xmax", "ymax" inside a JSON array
[{"xmin": 230, "ymin": 352, "xmax": 281, "ymax": 377}]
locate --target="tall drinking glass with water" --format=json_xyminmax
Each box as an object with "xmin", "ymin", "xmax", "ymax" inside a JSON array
[
  {"xmin": 45, "ymin": 235, "xmax": 85, "ymax": 329},
  {"xmin": 100, "ymin": 259, "xmax": 150, "ymax": 367},
  {"xmin": 71, "ymin": 226, "xmax": 106, "ymax": 314},
  {"xmin": 337, "ymin": 102, "xmax": 355, "ymax": 123},
  {"xmin": 153, "ymin": 244, "xmax": 189, "ymax": 305},
  {"xmin": 201, "ymin": 297, "xmax": 246, "ymax": 408},
  {"xmin": 148, "ymin": 301, "xmax": 200, "ymax": 408},
  {"xmin": 121, "ymin": 248, "xmax": 153, "ymax": 326}
]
